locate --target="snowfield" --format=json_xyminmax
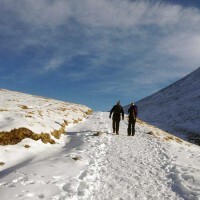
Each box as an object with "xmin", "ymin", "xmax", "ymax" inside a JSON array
[
  {"xmin": 0, "ymin": 89, "xmax": 92, "ymax": 134},
  {"xmin": 0, "ymin": 89, "xmax": 92, "ymax": 147},
  {"xmin": 131, "ymin": 67, "xmax": 200, "ymax": 140},
  {"xmin": 0, "ymin": 88, "xmax": 92, "ymax": 172},
  {"xmin": 1, "ymin": 112, "xmax": 200, "ymax": 200}
]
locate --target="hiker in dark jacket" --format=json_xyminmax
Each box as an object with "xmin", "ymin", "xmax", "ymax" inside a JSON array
[
  {"xmin": 128, "ymin": 102, "xmax": 138, "ymax": 136},
  {"xmin": 109, "ymin": 101, "xmax": 124, "ymax": 135}
]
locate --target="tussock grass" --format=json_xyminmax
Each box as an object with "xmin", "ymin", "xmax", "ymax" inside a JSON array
[
  {"xmin": 0, "ymin": 119, "xmax": 69, "ymax": 145},
  {"xmin": 51, "ymin": 120, "xmax": 68, "ymax": 139},
  {"xmin": 147, "ymin": 131, "xmax": 155, "ymax": 136},
  {"xmin": 0, "ymin": 108, "xmax": 92, "ymax": 145},
  {"xmin": 25, "ymin": 115, "xmax": 32, "ymax": 118},
  {"xmin": 85, "ymin": 109, "xmax": 93, "ymax": 115},
  {"xmin": 51, "ymin": 126, "xmax": 65, "ymax": 139},
  {"xmin": 0, "ymin": 128, "xmax": 55, "ymax": 145},
  {"xmin": 73, "ymin": 118, "xmax": 82, "ymax": 124},
  {"xmin": 72, "ymin": 155, "xmax": 82, "ymax": 161},
  {"xmin": 0, "ymin": 162, "xmax": 5, "ymax": 166},
  {"xmin": 20, "ymin": 105, "xmax": 29, "ymax": 109},
  {"xmin": 164, "ymin": 136, "xmax": 174, "ymax": 141},
  {"xmin": 28, "ymin": 112, "xmax": 34, "ymax": 115},
  {"xmin": 59, "ymin": 108, "xmax": 67, "ymax": 112},
  {"xmin": 24, "ymin": 144, "xmax": 30, "ymax": 148},
  {"xmin": 175, "ymin": 138, "xmax": 183, "ymax": 143},
  {"xmin": 0, "ymin": 109, "xmax": 7, "ymax": 112},
  {"xmin": 93, "ymin": 131, "xmax": 103, "ymax": 136}
]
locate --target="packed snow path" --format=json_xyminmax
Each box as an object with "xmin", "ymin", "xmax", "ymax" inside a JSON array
[{"xmin": 0, "ymin": 112, "xmax": 200, "ymax": 200}]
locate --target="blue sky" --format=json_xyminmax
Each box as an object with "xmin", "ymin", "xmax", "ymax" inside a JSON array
[{"xmin": 0, "ymin": 0, "xmax": 200, "ymax": 111}]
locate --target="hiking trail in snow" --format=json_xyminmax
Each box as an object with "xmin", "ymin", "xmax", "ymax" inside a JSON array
[{"xmin": 0, "ymin": 112, "xmax": 200, "ymax": 200}]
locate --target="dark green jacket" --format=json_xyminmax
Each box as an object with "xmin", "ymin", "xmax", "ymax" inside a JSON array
[{"xmin": 110, "ymin": 105, "xmax": 124, "ymax": 121}]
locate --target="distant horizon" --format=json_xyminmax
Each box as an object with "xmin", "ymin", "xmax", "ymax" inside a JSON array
[
  {"xmin": 1, "ymin": 66, "xmax": 199, "ymax": 111},
  {"xmin": 1, "ymin": 0, "xmax": 200, "ymax": 111}
]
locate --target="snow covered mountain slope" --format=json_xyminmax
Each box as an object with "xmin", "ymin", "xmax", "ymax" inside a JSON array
[
  {"xmin": 0, "ymin": 88, "xmax": 92, "ymax": 144},
  {"xmin": 0, "ymin": 112, "xmax": 200, "ymax": 200},
  {"xmin": 134, "ymin": 67, "xmax": 200, "ymax": 139},
  {"xmin": 0, "ymin": 88, "xmax": 92, "ymax": 171}
]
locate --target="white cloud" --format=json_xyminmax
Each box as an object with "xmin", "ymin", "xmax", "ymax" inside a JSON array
[
  {"xmin": 43, "ymin": 58, "xmax": 64, "ymax": 72},
  {"xmin": 158, "ymin": 34, "xmax": 200, "ymax": 67},
  {"xmin": 1, "ymin": 0, "xmax": 200, "ymax": 80},
  {"xmin": 2, "ymin": 0, "xmax": 72, "ymax": 28},
  {"xmin": 73, "ymin": 0, "xmax": 148, "ymax": 28}
]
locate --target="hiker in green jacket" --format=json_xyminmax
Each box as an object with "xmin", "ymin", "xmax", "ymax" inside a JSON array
[{"xmin": 109, "ymin": 101, "xmax": 124, "ymax": 135}]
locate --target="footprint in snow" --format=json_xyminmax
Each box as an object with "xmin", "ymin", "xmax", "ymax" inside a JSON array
[
  {"xmin": 12, "ymin": 176, "xmax": 24, "ymax": 183},
  {"xmin": 77, "ymin": 181, "xmax": 88, "ymax": 197},
  {"xmin": 79, "ymin": 170, "xmax": 88, "ymax": 181}
]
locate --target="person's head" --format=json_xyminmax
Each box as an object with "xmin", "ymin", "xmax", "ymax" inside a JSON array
[
  {"xmin": 130, "ymin": 102, "xmax": 134, "ymax": 106},
  {"xmin": 117, "ymin": 101, "xmax": 120, "ymax": 105}
]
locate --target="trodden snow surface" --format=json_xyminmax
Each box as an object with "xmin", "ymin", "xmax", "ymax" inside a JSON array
[{"xmin": 0, "ymin": 112, "xmax": 200, "ymax": 200}]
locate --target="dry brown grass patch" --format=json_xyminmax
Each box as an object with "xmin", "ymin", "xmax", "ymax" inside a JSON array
[
  {"xmin": 85, "ymin": 109, "xmax": 93, "ymax": 115},
  {"xmin": 73, "ymin": 118, "xmax": 82, "ymax": 124},
  {"xmin": 164, "ymin": 136, "xmax": 174, "ymax": 141},
  {"xmin": 51, "ymin": 120, "xmax": 68, "ymax": 139},
  {"xmin": 51, "ymin": 127, "xmax": 65, "ymax": 139},
  {"xmin": 72, "ymin": 155, "xmax": 82, "ymax": 161},
  {"xmin": 64, "ymin": 120, "xmax": 68, "ymax": 125},
  {"xmin": 146, "ymin": 131, "xmax": 155, "ymax": 136},
  {"xmin": 25, "ymin": 115, "xmax": 32, "ymax": 118},
  {"xmin": 73, "ymin": 119, "xmax": 79, "ymax": 124},
  {"xmin": 175, "ymin": 138, "xmax": 183, "ymax": 143},
  {"xmin": 93, "ymin": 131, "xmax": 103, "ymax": 136},
  {"xmin": 0, "ymin": 128, "xmax": 55, "ymax": 145},
  {"xmin": 0, "ymin": 109, "xmax": 7, "ymax": 112},
  {"xmin": 0, "ymin": 162, "xmax": 5, "ymax": 166},
  {"xmin": 59, "ymin": 108, "xmax": 67, "ymax": 112},
  {"xmin": 20, "ymin": 105, "xmax": 29, "ymax": 109}
]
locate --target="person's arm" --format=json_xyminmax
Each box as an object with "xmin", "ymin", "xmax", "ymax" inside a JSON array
[{"xmin": 109, "ymin": 106, "xmax": 115, "ymax": 118}]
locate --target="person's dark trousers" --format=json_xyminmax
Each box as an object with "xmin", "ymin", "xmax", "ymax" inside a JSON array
[
  {"xmin": 113, "ymin": 119, "xmax": 120, "ymax": 134},
  {"xmin": 128, "ymin": 120, "xmax": 136, "ymax": 136}
]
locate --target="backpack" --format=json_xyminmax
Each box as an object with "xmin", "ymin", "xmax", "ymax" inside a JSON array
[{"xmin": 114, "ymin": 105, "xmax": 122, "ymax": 114}]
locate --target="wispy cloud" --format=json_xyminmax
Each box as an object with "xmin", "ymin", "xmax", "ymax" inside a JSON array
[
  {"xmin": 43, "ymin": 58, "xmax": 64, "ymax": 72},
  {"xmin": 158, "ymin": 33, "xmax": 200, "ymax": 66},
  {"xmin": 1, "ymin": 0, "xmax": 200, "ymax": 98}
]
